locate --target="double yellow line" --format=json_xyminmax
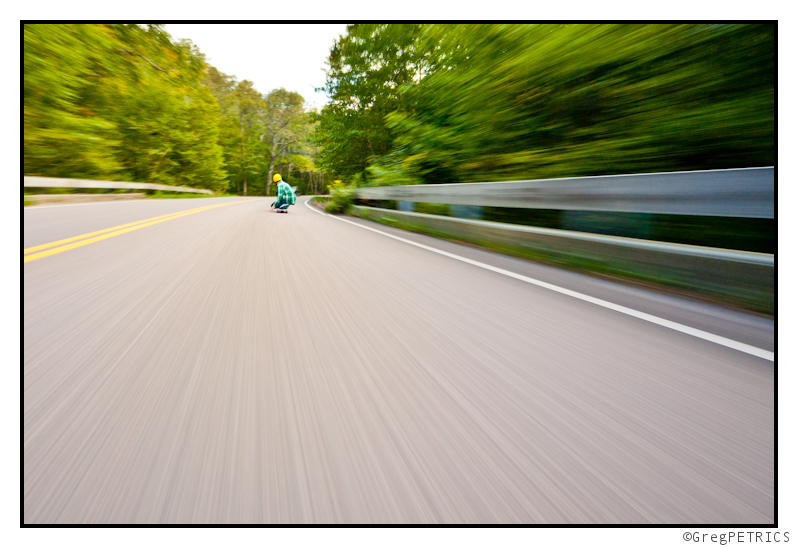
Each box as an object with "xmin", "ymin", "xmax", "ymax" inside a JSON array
[{"xmin": 24, "ymin": 199, "xmax": 262, "ymax": 263}]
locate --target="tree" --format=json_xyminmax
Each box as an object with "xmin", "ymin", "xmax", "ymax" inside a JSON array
[
  {"xmin": 24, "ymin": 24, "xmax": 126, "ymax": 179},
  {"xmin": 387, "ymin": 24, "xmax": 774, "ymax": 182},
  {"xmin": 112, "ymin": 33, "xmax": 227, "ymax": 191},
  {"xmin": 314, "ymin": 24, "xmax": 434, "ymax": 179},
  {"xmin": 233, "ymin": 81, "xmax": 263, "ymax": 196},
  {"xmin": 313, "ymin": 24, "xmax": 773, "ymax": 186},
  {"xmin": 204, "ymin": 65, "xmax": 240, "ymax": 193},
  {"xmin": 24, "ymin": 24, "xmax": 228, "ymax": 192},
  {"xmin": 258, "ymin": 88, "xmax": 308, "ymax": 196}
]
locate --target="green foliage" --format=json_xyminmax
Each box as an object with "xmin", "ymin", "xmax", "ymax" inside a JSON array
[
  {"xmin": 414, "ymin": 202, "xmax": 449, "ymax": 216},
  {"xmin": 145, "ymin": 191, "xmax": 217, "ymax": 199},
  {"xmin": 364, "ymin": 156, "xmax": 422, "ymax": 187},
  {"xmin": 24, "ymin": 25, "xmax": 330, "ymax": 196},
  {"xmin": 308, "ymin": 196, "xmax": 331, "ymax": 212},
  {"xmin": 314, "ymin": 24, "xmax": 433, "ymax": 178},
  {"xmin": 24, "ymin": 187, "xmax": 75, "ymax": 194},
  {"xmin": 203, "ymin": 74, "xmax": 319, "ymax": 196},
  {"xmin": 325, "ymin": 181, "xmax": 358, "ymax": 213},
  {"xmin": 260, "ymin": 88, "xmax": 313, "ymax": 195},
  {"xmin": 390, "ymin": 24, "xmax": 774, "ymax": 181},
  {"xmin": 24, "ymin": 24, "xmax": 228, "ymax": 191},
  {"xmin": 24, "ymin": 24, "xmax": 125, "ymax": 179},
  {"xmin": 316, "ymin": 24, "xmax": 773, "ymax": 184},
  {"xmin": 204, "ymin": 74, "xmax": 265, "ymax": 195}
]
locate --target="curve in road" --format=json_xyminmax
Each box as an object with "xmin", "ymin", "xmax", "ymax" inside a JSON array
[{"xmin": 24, "ymin": 196, "xmax": 774, "ymax": 523}]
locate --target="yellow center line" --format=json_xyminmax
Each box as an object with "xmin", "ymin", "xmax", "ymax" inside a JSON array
[
  {"xmin": 24, "ymin": 199, "xmax": 262, "ymax": 263},
  {"xmin": 25, "ymin": 206, "xmax": 214, "ymax": 255}
]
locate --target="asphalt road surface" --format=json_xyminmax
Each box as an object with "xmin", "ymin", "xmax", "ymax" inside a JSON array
[{"xmin": 23, "ymin": 196, "xmax": 774, "ymax": 524}]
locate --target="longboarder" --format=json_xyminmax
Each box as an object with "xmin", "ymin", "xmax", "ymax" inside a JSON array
[{"xmin": 270, "ymin": 174, "xmax": 296, "ymax": 213}]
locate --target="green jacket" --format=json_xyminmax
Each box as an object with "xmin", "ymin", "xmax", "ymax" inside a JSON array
[{"xmin": 275, "ymin": 180, "xmax": 296, "ymax": 206}]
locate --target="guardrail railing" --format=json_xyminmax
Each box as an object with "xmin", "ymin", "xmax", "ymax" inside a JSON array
[
  {"xmin": 24, "ymin": 176, "xmax": 215, "ymax": 195},
  {"xmin": 352, "ymin": 167, "xmax": 774, "ymax": 314},
  {"xmin": 356, "ymin": 167, "xmax": 774, "ymax": 218}
]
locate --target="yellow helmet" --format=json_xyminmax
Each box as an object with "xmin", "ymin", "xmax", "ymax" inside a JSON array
[{"xmin": 273, "ymin": 174, "xmax": 282, "ymax": 183}]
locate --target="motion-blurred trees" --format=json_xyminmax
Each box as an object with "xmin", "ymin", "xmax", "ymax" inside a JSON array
[
  {"xmin": 24, "ymin": 24, "xmax": 227, "ymax": 192},
  {"xmin": 24, "ymin": 25, "xmax": 124, "ymax": 180},
  {"xmin": 229, "ymin": 80, "xmax": 263, "ymax": 196},
  {"xmin": 24, "ymin": 24, "xmax": 324, "ymax": 195},
  {"xmin": 314, "ymin": 24, "xmax": 435, "ymax": 179},
  {"xmin": 316, "ymin": 24, "xmax": 774, "ymax": 184}
]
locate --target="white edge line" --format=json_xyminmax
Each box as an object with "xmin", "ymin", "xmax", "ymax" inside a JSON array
[
  {"xmin": 306, "ymin": 199, "xmax": 773, "ymax": 362},
  {"xmin": 304, "ymin": 198, "xmax": 330, "ymax": 216}
]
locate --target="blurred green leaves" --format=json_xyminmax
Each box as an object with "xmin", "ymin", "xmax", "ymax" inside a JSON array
[
  {"xmin": 315, "ymin": 24, "xmax": 432, "ymax": 180},
  {"xmin": 23, "ymin": 24, "xmax": 324, "ymax": 196},
  {"xmin": 24, "ymin": 24, "xmax": 228, "ymax": 192},
  {"xmin": 25, "ymin": 24, "xmax": 773, "ymax": 197},
  {"xmin": 316, "ymin": 24, "xmax": 773, "ymax": 184}
]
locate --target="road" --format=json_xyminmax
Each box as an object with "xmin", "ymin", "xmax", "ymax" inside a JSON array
[{"xmin": 23, "ymin": 196, "xmax": 774, "ymax": 524}]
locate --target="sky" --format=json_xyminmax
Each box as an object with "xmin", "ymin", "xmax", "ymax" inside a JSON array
[{"xmin": 164, "ymin": 24, "xmax": 349, "ymax": 109}]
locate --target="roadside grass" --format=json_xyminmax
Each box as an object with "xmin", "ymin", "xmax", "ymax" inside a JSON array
[
  {"xmin": 308, "ymin": 196, "xmax": 332, "ymax": 211},
  {"xmin": 24, "ymin": 188, "xmax": 235, "ymax": 200},
  {"xmin": 145, "ymin": 191, "xmax": 232, "ymax": 199},
  {"xmin": 24, "ymin": 187, "xmax": 75, "ymax": 195},
  {"xmin": 23, "ymin": 190, "xmax": 238, "ymax": 206},
  {"xmin": 24, "ymin": 188, "xmax": 143, "ymax": 195}
]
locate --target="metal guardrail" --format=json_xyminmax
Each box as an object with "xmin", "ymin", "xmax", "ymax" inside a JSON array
[
  {"xmin": 23, "ymin": 176, "xmax": 215, "ymax": 195},
  {"xmin": 353, "ymin": 207, "xmax": 773, "ymax": 265},
  {"xmin": 352, "ymin": 167, "xmax": 774, "ymax": 313},
  {"xmin": 357, "ymin": 167, "xmax": 774, "ymax": 218}
]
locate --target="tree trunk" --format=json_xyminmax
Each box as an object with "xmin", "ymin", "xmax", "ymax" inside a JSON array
[
  {"xmin": 266, "ymin": 137, "xmax": 280, "ymax": 196},
  {"xmin": 240, "ymin": 109, "xmax": 246, "ymax": 196},
  {"xmin": 266, "ymin": 155, "xmax": 275, "ymax": 196}
]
